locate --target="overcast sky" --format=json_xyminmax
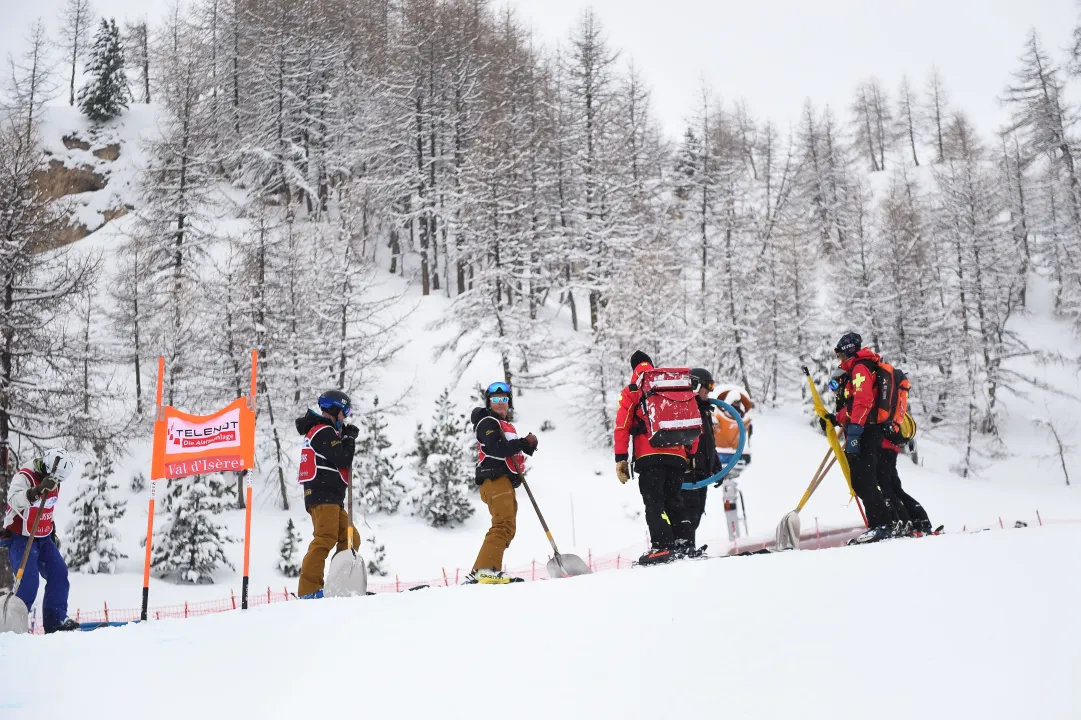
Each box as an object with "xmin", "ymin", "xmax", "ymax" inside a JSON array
[{"xmin": 4, "ymin": 0, "xmax": 1078, "ymax": 139}]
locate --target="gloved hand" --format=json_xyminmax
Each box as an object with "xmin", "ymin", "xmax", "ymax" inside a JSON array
[
  {"xmin": 341, "ymin": 424, "xmax": 360, "ymax": 439},
  {"xmin": 524, "ymin": 433, "xmax": 538, "ymax": 450},
  {"xmin": 845, "ymin": 424, "xmax": 864, "ymax": 455},
  {"xmin": 50, "ymin": 529, "xmax": 60, "ymax": 550},
  {"xmin": 26, "ymin": 476, "xmax": 59, "ymax": 503},
  {"xmin": 615, "ymin": 460, "xmax": 630, "ymax": 484}
]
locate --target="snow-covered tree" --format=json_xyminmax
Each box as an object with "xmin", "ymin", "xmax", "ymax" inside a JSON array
[
  {"xmin": 130, "ymin": 471, "xmax": 147, "ymax": 493},
  {"xmin": 364, "ymin": 527, "xmax": 387, "ymax": 576},
  {"xmin": 0, "ymin": 112, "xmax": 94, "ymax": 589},
  {"xmin": 78, "ymin": 18, "xmax": 128, "ymax": 122},
  {"xmin": 278, "ymin": 518, "xmax": 302, "ymax": 577},
  {"xmin": 63, "ymin": 444, "xmax": 127, "ymax": 574},
  {"xmin": 151, "ymin": 473, "xmax": 236, "ymax": 583},
  {"xmin": 413, "ymin": 389, "xmax": 474, "ymax": 527},
  {"xmin": 355, "ymin": 397, "xmax": 405, "ymax": 515},
  {"xmin": 6, "ymin": 19, "xmax": 57, "ymax": 145},
  {"xmin": 123, "ymin": 20, "xmax": 150, "ymax": 103},
  {"xmin": 60, "ymin": 0, "xmax": 95, "ymax": 106}
]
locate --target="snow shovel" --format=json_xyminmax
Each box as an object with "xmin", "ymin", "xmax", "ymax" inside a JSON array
[
  {"xmin": 520, "ymin": 479, "xmax": 591, "ymax": 578},
  {"xmin": 0, "ymin": 493, "xmax": 49, "ymax": 634},
  {"xmin": 324, "ymin": 471, "xmax": 367, "ymax": 598},
  {"xmin": 774, "ymin": 448, "xmax": 835, "ymax": 551}
]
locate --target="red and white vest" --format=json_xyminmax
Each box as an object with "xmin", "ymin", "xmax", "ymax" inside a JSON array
[
  {"xmin": 298, "ymin": 425, "xmax": 349, "ymax": 485},
  {"xmin": 5, "ymin": 468, "xmax": 59, "ymax": 538},
  {"xmin": 478, "ymin": 418, "xmax": 527, "ymax": 475}
]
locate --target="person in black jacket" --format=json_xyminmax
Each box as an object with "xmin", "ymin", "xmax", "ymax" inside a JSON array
[
  {"xmin": 466, "ymin": 381, "xmax": 538, "ymax": 584},
  {"xmin": 296, "ymin": 389, "xmax": 359, "ymax": 598},
  {"xmin": 681, "ymin": 368, "xmax": 720, "ymax": 551}
]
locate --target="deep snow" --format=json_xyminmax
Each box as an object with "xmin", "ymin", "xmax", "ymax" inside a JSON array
[{"xmin": 3, "ymin": 525, "xmax": 1080, "ymax": 719}]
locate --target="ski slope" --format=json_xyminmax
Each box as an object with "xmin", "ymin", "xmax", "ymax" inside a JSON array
[
  {"xmin": 13, "ymin": 102, "xmax": 1075, "ymax": 620},
  {"xmin": 3, "ymin": 525, "xmax": 1080, "ymax": 719}
]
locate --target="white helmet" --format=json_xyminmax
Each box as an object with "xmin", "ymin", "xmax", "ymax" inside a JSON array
[{"xmin": 35, "ymin": 448, "xmax": 76, "ymax": 483}]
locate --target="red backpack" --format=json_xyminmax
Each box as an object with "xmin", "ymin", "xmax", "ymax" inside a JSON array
[
  {"xmin": 872, "ymin": 359, "xmax": 912, "ymax": 443},
  {"xmin": 637, "ymin": 368, "xmax": 702, "ymax": 447}
]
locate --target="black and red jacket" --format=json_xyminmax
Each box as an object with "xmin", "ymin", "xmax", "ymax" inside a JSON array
[
  {"xmin": 295, "ymin": 410, "xmax": 355, "ymax": 509},
  {"xmin": 835, "ymin": 348, "xmax": 883, "ymax": 429},
  {"xmin": 471, "ymin": 407, "xmax": 534, "ymax": 486}
]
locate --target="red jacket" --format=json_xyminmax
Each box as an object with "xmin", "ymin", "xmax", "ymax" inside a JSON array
[
  {"xmin": 614, "ymin": 362, "xmax": 698, "ymax": 464},
  {"xmin": 835, "ymin": 348, "xmax": 881, "ymax": 428}
]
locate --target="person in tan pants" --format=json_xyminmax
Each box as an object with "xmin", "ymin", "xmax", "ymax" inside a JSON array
[
  {"xmin": 474, "ymin": 475, "xmax": 518, "ymax": 572},
  {"xmin": 299, "ymin": 504, "xmax": 360, "ymax": 597},
  {"xmin": 295, "ymin": 389, "xmax": 359, "ymax": 598},
  {"xmin": 467, "ymin": 381, "xmax": 538, "ymax": 584}
]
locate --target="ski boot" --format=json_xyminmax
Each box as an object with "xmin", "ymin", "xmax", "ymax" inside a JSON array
[
  {"xmin": 847, "ymin": 524, "xmax": 895, "ymax": 545},
  {"xmin": 636, "ymin": 546, "xmax": 675, "ymax": 566},
  {"xmin": 299, "ymin": 589, "xmax": 325, "ymax": 600},
  {"xmin": 673, "ymin": 540, "xmax": 707, "ymax": 560},
  {"xmin": 910, "ymin": 520, "xmax": 939, "ymax": 538},
  {"xmin": 463, "ymin": 568, "xmax": 524, "ymax": 585},
  {"xmin": 44, "ymin": 618, "xmax": 81, "ymax": 634}
]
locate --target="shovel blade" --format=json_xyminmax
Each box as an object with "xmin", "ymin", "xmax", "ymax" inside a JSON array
[
  {"xmin": 774, "ymin": 511, "xmax": 801, "ymax": 551},
  {"xmin": 324, "ymin": 550, "xmax": 368, "ymax": 598},
  {"xmin": 0, "ymin": 591, "xmax": 30, "ymax": 634},
  {"xmin": 546, "ymin": 553, "xmax": 592, "ymax": 579}
]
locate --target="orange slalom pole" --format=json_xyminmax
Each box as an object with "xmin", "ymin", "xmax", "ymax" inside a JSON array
[
  {"xmin": 249, "ymin": 349, "xmax": 258, "ymax": 410},
  {"xmin": 140, "ymin": 483, "xmax": 156, "ymax": 620},
  {"xmin": 242, "ymin": 349, "xmax": 258, "ymax": 609},
  {"xmin": 154, "ymin": 356, "xmax": 165, "ymax": 407},
  {"xmin": 141, "ymin": 357, "xmax": 166, "ymax": 622},
  {"xmin": 241, "ymin": 479, "xmax": 253, "ymax": 610}
]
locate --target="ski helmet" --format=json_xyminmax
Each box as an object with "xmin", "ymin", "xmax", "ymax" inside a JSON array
[
  {"xmin": 317, "ymin": 389, "xmax": 352, "ymax": 417},
  {"xmin": 834, "ymin": 331, "xmax": 862, "ymax": 358},
  {"xmin": 34, "ymin": 448, "xmax": 75, "ymax": 483},
  {"xmin": 689, "ymin": 368, "xmax": 714, "ymax": 393},
  {"xmin": 485, "ymin": 381, "xmax": 512, "ymax": 410}
]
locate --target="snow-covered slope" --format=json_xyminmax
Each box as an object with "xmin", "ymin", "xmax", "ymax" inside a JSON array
[
  {"xmin": 5, "ymin": 525, "xmax": 1081, "ymax": 720},
  {"xmin": 20, "ymin": 104, "xmax": 1081, "ymax": 627}
]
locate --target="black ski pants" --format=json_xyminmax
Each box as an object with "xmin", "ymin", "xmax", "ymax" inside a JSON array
[
  {"xmin": 638, "ymin": 464, "xmax": 693, "ymax": 549},
  {"xmin": 681, "ymin": 485, "xmax": 708, "ymax": 543},
  {"xmin": 877, "ymin": 449, "xmax": 930, "ymax": 526},
  {"xmin": 846, "ymin": 424, "xmax": 895, "ymax": 528}
]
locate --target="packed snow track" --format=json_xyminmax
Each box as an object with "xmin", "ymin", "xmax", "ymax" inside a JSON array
[{"xmin": 2, "ymin": 525, "xmax": 1079, "ymax": 719}]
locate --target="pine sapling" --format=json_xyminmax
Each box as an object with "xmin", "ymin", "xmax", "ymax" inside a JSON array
[{"xmin": 278, "ymin": 518, "xmax": 303, "ymax": 577}]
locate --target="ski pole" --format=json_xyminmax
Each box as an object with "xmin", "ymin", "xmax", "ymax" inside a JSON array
[
  {"xmin": 520, "ymin": 478, "xmax": 569, "ymax": 575},
  {"xmin": 739, "ymin": 489, "xmax": 749, "ymax": 535}
]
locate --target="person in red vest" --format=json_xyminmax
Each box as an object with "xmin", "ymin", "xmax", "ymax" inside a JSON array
[
  {"xmin": 2, "ymin": 448, "xmax": 79, "ymax": 632},
  {"xmin": 466, "ymin": 381, "xmax": 538, "ymax": 585},
  {"xmin": 614, "ymin": 351, "xmax": 698, "ymax": 566},
  {"xmin": 295, "ymin": 390, "xmax": 359, "ymax": 599}
]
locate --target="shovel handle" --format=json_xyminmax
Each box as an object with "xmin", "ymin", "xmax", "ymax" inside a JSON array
[
  {"xmin": 12, "ymin": 493, "xmax": 49, "ymax": 595},
  {"xmin": 520, "ymin": 479, "xmax": 566, "ymax": 571}
]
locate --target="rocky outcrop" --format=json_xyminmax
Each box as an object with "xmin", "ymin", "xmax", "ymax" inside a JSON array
[{"xmin": 32, "ymin": 160, "xmax": 106, "ymax": 200}]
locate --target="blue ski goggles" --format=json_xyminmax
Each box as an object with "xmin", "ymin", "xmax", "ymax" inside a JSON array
[{"xmin": 486, "ymin": 381, "xmax": 511, "ymax": 396}]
